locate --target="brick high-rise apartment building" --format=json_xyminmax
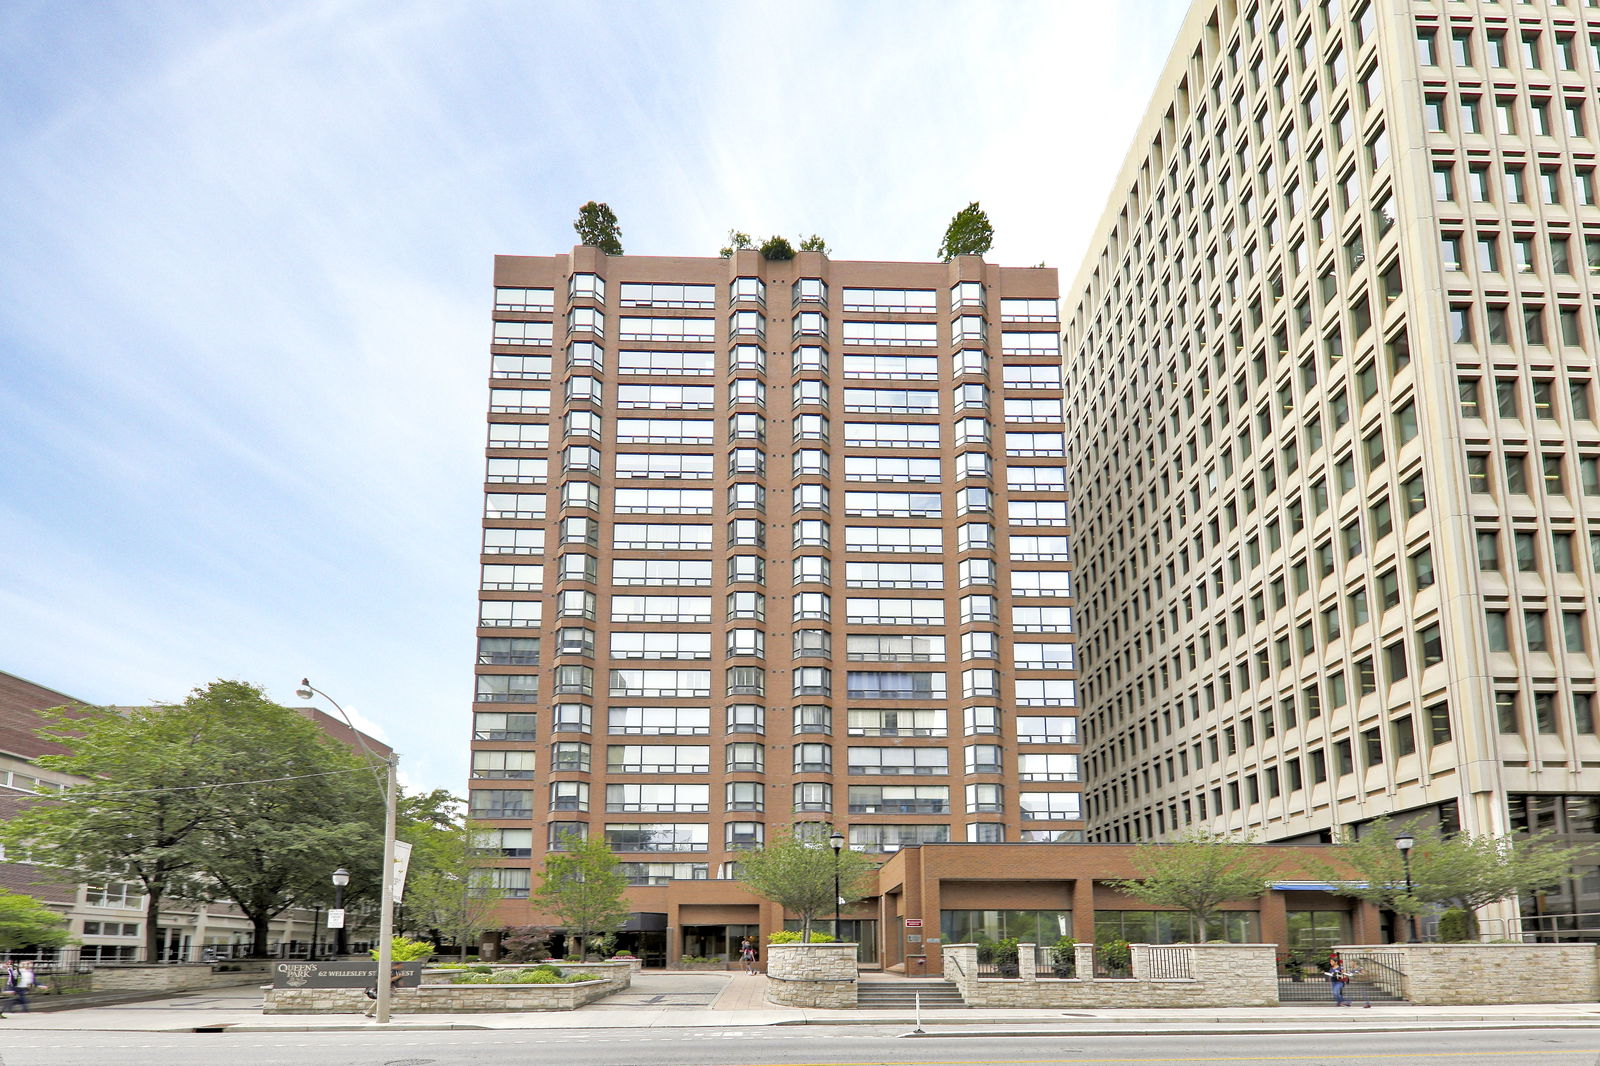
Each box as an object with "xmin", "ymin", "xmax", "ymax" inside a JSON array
[
  {"xmin": 1064, "ymin": 0, "xmax": 1600, "ymax": 932},
  {"xmin": 471, "ymin": 248, "xmax": 1080, "ymax": 954}
]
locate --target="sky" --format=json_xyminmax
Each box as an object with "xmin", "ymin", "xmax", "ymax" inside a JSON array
[{"xmin": 0, "ymin": 0, "xmax": 1190, "ymax": 797}]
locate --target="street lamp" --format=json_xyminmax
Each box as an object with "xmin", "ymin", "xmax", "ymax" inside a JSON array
[
  {"xmin": 1394, "ymin": 831, "xmax": 1418, "ymax": 942},
  {"xmin": 331, "ymin": 867, "xmax": 351, "ymax": 957},
  {"xmin": 298, "ymin": 679, "xmax": 400, "ymax": 1024},
  {"xmin": 829, "ymin": 830, "xmax": 845, "ymax": 943}
]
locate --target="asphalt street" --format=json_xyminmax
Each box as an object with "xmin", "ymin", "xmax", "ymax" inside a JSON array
[{"xmin": 2, "ymin": 1025, "xmax": 1596, "ymax": 1066}]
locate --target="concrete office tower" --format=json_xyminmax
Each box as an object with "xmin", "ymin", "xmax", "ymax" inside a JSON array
[
  {"xmin": 471, "ymin": 247, "xmax": 1080, "ymax": 950},
  {"xmin": 1064, "ymin": 0, "xmax": 1600, "ymax": 930}
]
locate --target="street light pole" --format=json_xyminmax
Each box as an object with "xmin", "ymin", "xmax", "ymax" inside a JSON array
[
  {"xmin": 331, "ymin": 867, "xmax": 350, "ymax": 957},
  {"xmin": 298, "ymin": 679, "xmax": 399, "ymax": 1024},
  {"xmin": 829, "ymin": 830, "xmax": 845, "ymax": 942},
  {"xmin": 1395, "ymin": 831, "xmax": 1418, "ymax": 943}
]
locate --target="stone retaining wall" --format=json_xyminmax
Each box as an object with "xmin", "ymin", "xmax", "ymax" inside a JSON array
[
  {"xmin": 1334, "ymin": 942, "xmax": 1600, "ymax": 1005},
  {"xmin": 262, "ymin": 961, "xmax": 631, "ymax": 1014},
  {"xmin": 764, "ymin": 942, "xmax": 857, "ymax": 1008},
  {"xmin": 91, "ymin": 962, "xmax": 274, "ymax": 993},
  {"xmin": 942, "ymin": 943, "xmax": 1279, "ymax": 1008}
]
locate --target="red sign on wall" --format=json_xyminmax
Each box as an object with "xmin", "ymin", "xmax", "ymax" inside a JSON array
[{"xmin": 904, "ymin": 918, "xmax": 923, "ymax": 928}]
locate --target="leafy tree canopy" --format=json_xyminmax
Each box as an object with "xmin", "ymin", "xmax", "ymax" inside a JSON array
[
  {"xmin": 0, "ymin": 887, "xmax": 71, "ymax": 951},
  {"xmin": 938, "ymin": 201, "xmax": 994, "ymax": 261},
  {"xmin": 0, "ymin": 681, "xmax": 386, "ymax": 960},
  {"xmin": 573, "ymin": 201, "xmax": 623, "ymax": 255},
  {"xmin": 1110, "ymin": 830, "xmax": 1278, "ymax": 936},
  {"xmin": 1315, "ymin": 816, "xmax": 1591, "ymax": 921},
  {"xmin": 735, "ymin": 826, "xmax": 875, "ymax": 941},
  {"xmin": 719, "ymin": 230, "xmax": 753, "ymax": 257},
  {"xmin": 797, "ymin": 234, "xmax": 829, "ymax": 253},
  {"xmin": 400, "ymin": 813, "xmax": 506, "ymax": 960},
  {"xmin": 534, "ymin": 832, "xmax": 630, "ymax": 959}
]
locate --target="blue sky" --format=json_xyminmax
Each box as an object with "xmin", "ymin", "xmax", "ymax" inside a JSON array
[{"xmin": 0, "ymin": 0, "xmax": 1188, "ymax": 796}]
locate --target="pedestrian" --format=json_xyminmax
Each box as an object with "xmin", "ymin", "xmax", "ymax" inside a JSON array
[
  {"xmin": 4, "ymin": 961, "xmax": 37, "ymax": 1014},
  {"xmin": 739, "ymin": 938, "xmax": 758, "ymax": 975},
  {"xmin": 1324, "ymin": 960, "xmax": 1351, "ymax": 1006},
  {"xmin": 0, "ymin": 959, "xmax": 17, "ymax": 1018}
]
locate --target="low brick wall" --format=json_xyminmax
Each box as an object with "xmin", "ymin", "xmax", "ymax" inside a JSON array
[
  {"xmin": 91, "ymin": 962, "xmax": 274, "ymax": 993},
  {"xmin": 263, "ymin": 961, "xmax": 631, "ymax": 1014},
  {"xmin": 1334, "ymin": 943, "xmax": 1600, "ymax": 1005},
  {"xmin": 943, "ymin": 943, "xmax": 1279, "ymax": 1008},
  {"xmin": 764, "ymin": 942, "xmax": 857, "ymax": 1008}
]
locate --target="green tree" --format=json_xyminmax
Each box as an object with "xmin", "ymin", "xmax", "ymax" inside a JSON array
[
  {"xmin": 401, "ymin": 816, "xmax": 506, "ymax": 960},
  {"xmin": 1317, "ymin": 817, "xmax": 1591, "ymax": 938},
  {"xmin": 2, "ymin": 691, "xmax": 249, "ymax": 962},
  {"xmin": 758, "ymin": 235, "xmax": 795, "ymax": 261},
  {"xmin": 573, "ymin": 201, "xmax": 623, "ymax": 255},
  {"xmin": 719, "ymin": 230, "xmax": 753, "ymax": 257},
  {"xmin": 797, "ymin": 234, "xmax": 830, "ymax": 253},
  {"xmin": 937, "ymin": 201, "xmax": 994, "ymax": 261},
  {"xmin": 735, "ymin": 826, "xmax": 875, "ymax": 942},
  {"xmin": 187, "ymin": 685, "xmax": 386, "ymax": 956},
  {"xmin": 1110, "ymin": 830, "xmax": 1278, "ymax": 939},
  {"xmin": 534, "ymin": 832, "xmax": 629, "ymax": 960},
  {"xmin": 0, "ymin": 887, "xmax": 71, "ymax": 951}
]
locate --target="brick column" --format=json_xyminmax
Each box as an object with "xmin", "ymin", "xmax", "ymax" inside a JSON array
[
  {"xmin": 1258, "ymin": 889, "xmax": 1289, "ymax": 949},
  {"xmin": 1071, "ymin": 878, "xmax": 1097, "ymax": 941}
]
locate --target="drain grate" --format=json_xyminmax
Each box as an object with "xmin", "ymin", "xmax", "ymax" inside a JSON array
[{"xmin": 384, "ymin": 1059, "xmax": 437, "ymax": 1065}]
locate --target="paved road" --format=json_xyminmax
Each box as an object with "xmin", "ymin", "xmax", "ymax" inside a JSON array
[{"xmin": 2, "ymin": 1025, "xmax": 1595, "ymax": 1066}]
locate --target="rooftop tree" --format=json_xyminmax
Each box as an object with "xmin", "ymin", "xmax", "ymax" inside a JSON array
[
  {"xmin": 573, "ymin": 201, "xmax": 623, "ymax": 255},
  {"xmin": 938, "ymin": 201, "xmax": 994, "ymax": 261}
]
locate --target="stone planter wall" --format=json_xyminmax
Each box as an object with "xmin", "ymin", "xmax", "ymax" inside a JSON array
[
  {"xmin": 263, "ymin": 961, "xmax": 631, "ymax": 1014},
  {"xmin": 1334, "ymin": 942, "xmax": 1600, "ymax": 1005},
  {"xmin": 942, "ymin": 943, "xmax": 1279, "ymax": 1008},
  {"xmin": 91, "ymin": 962, "xmax": 274, "ymax": 993},
  {"xmin": 764, "ymin": 942, "xmax": 858, "ymax": 1008}
]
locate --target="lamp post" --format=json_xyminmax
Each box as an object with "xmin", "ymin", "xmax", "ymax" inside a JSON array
[
  {"xmin": 331, "ymin": 867, "xmax": 351, "ymax": 957},
  {"xmin": 829, "ymin": 830, "xmax": 845, "ymax": 943},
  {"xmin": 298, "ymin": 679, "xmax": 399, "ymax": 1024},
  {"xmin": 1394, "ymin": 831, "xmax": 1418, "ymax": 942}
]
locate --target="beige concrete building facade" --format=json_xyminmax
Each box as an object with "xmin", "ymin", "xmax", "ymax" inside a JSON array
[
  {"xmin": 1063, "ymin": 0, "xmax": 1600, "ymax": 935},
  {"xmin": 472, "ymin": 248, "xmax": 1080, "ymax": 958}
]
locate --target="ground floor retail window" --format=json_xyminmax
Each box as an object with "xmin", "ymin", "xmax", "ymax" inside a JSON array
[
  {"xmin": 681, "ymin": 924, "xmax": 758, "ymax": 962},
  {"xmin": 1093, "ymin": 910, "xmax": 1259, "ymax": 944},
  {"xmin": 941, "ymin": 909, "xmax": 1072, "ymax": 946},
  {"xmin": 1285, "ymin": 910, "xmax": 1350, "ymax": 950}
]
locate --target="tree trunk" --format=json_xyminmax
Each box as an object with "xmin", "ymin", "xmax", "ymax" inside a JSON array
[
  {"xmin": 801, "ymin": 916, "xmax": 812, "ymax": 943},
  {"xmin": 143, "ymin": 885, "xmax": 165, "ymax": 963},
  {"xmin": 249, "ymin": 913, "xmax": 271, "ymax": 958}
]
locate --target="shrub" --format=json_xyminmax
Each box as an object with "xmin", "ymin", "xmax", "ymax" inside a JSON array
[
  {"xmin": 992, "ymin": 937, "xmax": 1021, "ymax": 968},
  {"xmin": 371, "ymin": 936, "xmax": 434, "ymax": 962},
  {"xmin": 1098, "ymin": 938, "xmax": 1132, "ymax": 972},
  {"xmin": 1438, "ymin": 906, "xmax": 1479, "ymax": 942},
  {"xmin": 766, "ymin": 929, "xmax": 835, "ymax": 944},
  {"xmin": 1049, "ymin": 936, "xmax": 1077, "ymax": 968},
  {"xmin": 759, "ymin": 236, "xmax": 796, "ymax": 261}
]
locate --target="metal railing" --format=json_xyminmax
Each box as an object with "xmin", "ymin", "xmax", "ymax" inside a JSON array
[
  {"xmin": 1339, "ymin": 950, "xmax": 1408, "ymax": 1002},
  {"xmin": 1034, "ymin": 945, "xmax": 1076, "ymax": 979},
  {"xmin": 1145, "ymin": 946, "xmax": 1193, "ymax": 980}
]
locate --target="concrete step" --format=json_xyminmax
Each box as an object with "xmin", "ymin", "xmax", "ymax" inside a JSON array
[{"xmin": 857, "ymin": 981, "xmax": 968, "ymax": 1008}]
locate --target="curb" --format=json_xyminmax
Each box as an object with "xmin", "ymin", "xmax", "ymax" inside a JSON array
[{"xmin": 902, "ymin": 1017, "xmax": 1600, "ymax": 1030}]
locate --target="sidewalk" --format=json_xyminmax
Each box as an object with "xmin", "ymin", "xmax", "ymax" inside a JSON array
[{"xmin": 4, "ymin": 980, "xmax": 1600, "ymax": 1036}]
